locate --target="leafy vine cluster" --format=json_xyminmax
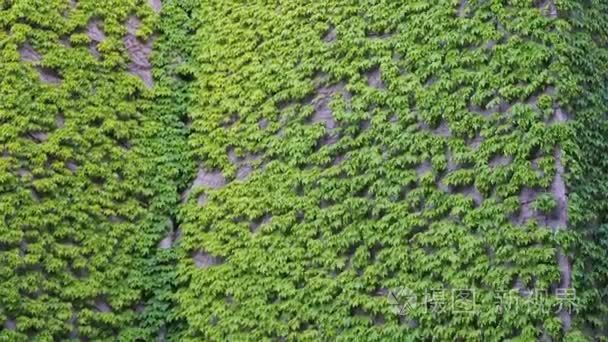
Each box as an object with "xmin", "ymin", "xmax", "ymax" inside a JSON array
[
  {"xmin": 1, "ymin": 0, "xmax": 608, "ymax": 341},
  {"xmin": 0, "ymin": 0, "xmax": 189, "ymax": 340}
]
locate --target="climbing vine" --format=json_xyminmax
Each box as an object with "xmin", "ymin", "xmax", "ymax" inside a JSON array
[
  {"xmin": 0, "ymin": 0, "xmax": 187, "ymax": 340},
  {"xmin": 2, "ymin": 0, "xmax": 608, "ymax": 341},
  {"xmin": 174, "ymin": 0, "xmax": 587, "ymax": 341}
]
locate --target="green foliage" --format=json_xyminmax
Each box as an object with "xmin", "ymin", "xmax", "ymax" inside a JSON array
[
  {"xmin": 0, "ymin": 0, "xmax": 189, "ymax": 340},
  {"xmin": 533, "ymin": 193, "xmax": 557, "ymax": 215},
  {"xmin": 2, "ymin": 0, "xmax": 608, "ymax": 340},
  {"xmin": 171, "ymin": 0, "xmax": 601, "ymax": 340},
  {"xmin": 559, "ymin": 1, "xmax": 608, "ymax": 339}
]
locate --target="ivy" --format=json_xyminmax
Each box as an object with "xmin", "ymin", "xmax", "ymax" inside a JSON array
[
  {"xmin": 2, "ymin": 0, "xmax": 608, "ymax": 340},
  {"xmin": 0, "ymin": 0, "xmax": 189, "ymax": 340},
  {"xmin": 172, "ymin": 0, "xmax": 599, "ymax": 340}
]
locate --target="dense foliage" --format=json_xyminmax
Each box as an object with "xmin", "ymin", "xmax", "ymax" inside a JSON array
[
  {"xmin": 0, "ymin": 0, "xmax": 187, "ymax": 340},
  {"xmin": 1, "ymin": 0, "xmax": 608, "ymax": 341}
]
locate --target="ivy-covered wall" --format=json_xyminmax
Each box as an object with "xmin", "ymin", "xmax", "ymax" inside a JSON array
[
  {"xmin": 0, "ymin": 0, "xmax": 189, "ymax": 340},
  {"xmin": 2, "ymin": 0, "xmax": 608, "ymax": 341}
]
